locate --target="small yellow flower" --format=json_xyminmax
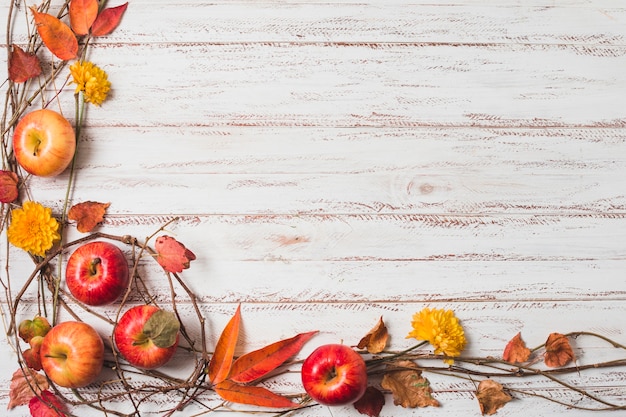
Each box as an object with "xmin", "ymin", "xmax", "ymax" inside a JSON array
[
  {"xmin": 7, "ymin": 201, "xmax": 60, "ymax": 257},
  {"xmin": 407, "ymin": 307, "xmax": 467, "ymax": 364},
  {"xmin": 69, "ymin": 61, "xmax": 111, "ymax": 106}
]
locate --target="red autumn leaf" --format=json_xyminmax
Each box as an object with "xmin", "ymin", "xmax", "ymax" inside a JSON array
[
  {"xmin": 215, "ymin": 379, "xmax": 297, "ymax": 408},
  {"xmin": 8, "ymin": 45, "xmax": 42, "ymax": 83},
  {"xmin": 229, "ymin": 331, "xmax": 318, "ymax": 384},
  {"xmin": 476, "ymin": 379, "xmax": 512, "ymax": 415},
  {"xmin": 155, "ymin": 235, "xmax": 196, "ymax": 273},
  {"xmin": 544, "ymin": 332, "xmax": 575, "ymax": 368},
  {"xmin": 357, "ymin": 316, "xmax": 389, "ymax": 354},
  {"xmin": 208, "ymin": 305, "xmax": 241, "ymax": 384},
  {"xmin": 502, "ymin": 332, "xmax": 531, "ymax": 363},
  {"xmin": 69, "ymin": 0, "xmax": 99, "ymax": 36},
  {"xmin": 8, "ymin": 368, "xmax": 49, "ymax": 409},
  {"xmin": 29, "ymin": 390, "xmax": 68, "ymax": 417},
  {"xmin": 0, "ymin": 170, "xmax": 19, "ymax": 203},
  {"xmin": 68, "ymin": 201, "xmax": 110, "ymax": 233},
  {"xmin": 29, "ymin": 7, "xmax": 78, "ymax": 61},
  {"xmin": 354, "ymin": 386, "xmax": 386, "ymax": 417},
  {"xmin": 91, "ymin": 3, "xmax": 128, "ymax": 36}
]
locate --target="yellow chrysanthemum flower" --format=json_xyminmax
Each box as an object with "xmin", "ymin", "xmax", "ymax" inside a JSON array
[
  {"xmin": 407, "ymin": 307, "xmax": 467, "ymax": 364},
  {"xmin": 69, "ymin": 61, "xmax": 111, "ymax": 106},
  {"xmin": 7, "ymin": 201, "xmax": 60, "ymax": 257}
]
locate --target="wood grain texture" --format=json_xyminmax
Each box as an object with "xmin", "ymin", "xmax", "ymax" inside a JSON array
[{"xmin": 1, "ymin": 0, "xmax": 625, "ymax": 416}]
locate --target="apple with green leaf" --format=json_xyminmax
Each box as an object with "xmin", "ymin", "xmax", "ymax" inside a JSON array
[
  {"xmin": 12, "ymin": 109, "xmax": 76, "ymax": 177},
  {"xmin": 301, "ymin": 343, "xmax": 368, "ymax": 406},
  {"xmin": 40, "ymin": 321, "xmax": 104, "ymax": 388},
  {"xmin": 114, "ymin": 305, "xmax": 180, "ymax": 369}
]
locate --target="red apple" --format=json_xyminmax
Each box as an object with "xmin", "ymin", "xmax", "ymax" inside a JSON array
[
  {"xmin": 12, "ymin": 109, "xmax": 76, "ymax": 177},
  {"xmin": 40, "ymin": 321, "xmax": 104, "ymax": 388},
  {"xmin": 66, "ymin": 241, "xmax": 130, "ymax": 306},
  {"xmin": 301, "ymin": 344, "xmax": 368, "ymax": 406},
  {"xmin": 114, "ymin": 305, "xmax": 180, "ymax": 370}
]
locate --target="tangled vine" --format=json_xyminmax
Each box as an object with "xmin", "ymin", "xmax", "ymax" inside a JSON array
[{"xmin": 2, "ymin": 1, "xmax": 626, "ymax": 417}]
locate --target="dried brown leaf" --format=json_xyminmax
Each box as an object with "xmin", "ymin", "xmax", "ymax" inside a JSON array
[
  {"xmin": 502, "ymin": 332, "xmax": 531, "ymax": 363},
  {"xmin": 68, "ymin": 201, "xmax": 110, "ymax": 233},
  {"xmin": 476, "ymin": 379, "xmax": 512, "ymax": 415},
  {"xmin": 357, "ymin": 316, "xmax": 389, "ymax": 354},
  {"xmin": 381, "ymin": 360, "xmax": 439, "ymax": 408},
  {"xmin": 544, "ymin": 332, "xmax": 575, "ymax": 368}
]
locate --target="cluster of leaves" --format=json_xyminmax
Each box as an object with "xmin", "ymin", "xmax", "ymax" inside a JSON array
[{"xmin": 9, "ymin": 1, "xmax": 127, "ymax": 84}]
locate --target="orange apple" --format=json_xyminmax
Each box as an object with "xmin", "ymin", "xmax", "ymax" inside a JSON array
[
  {"xmin": 12, "ymin": 109, "xmax": 76, "ymax": 177},
  {"xmin": 40, "ymin": 321, "xmax": 104, "ymax": 388}
]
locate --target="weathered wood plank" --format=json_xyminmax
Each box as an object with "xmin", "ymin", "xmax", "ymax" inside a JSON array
[
  {"xmin": 5, "ymin": 41, "xmax": 617, "ymax": 128},
  {"xmin": 4, "ymin": 213, "xmax": 625, "ymax": 306},
  {"xmin": 5, "ymin": 2, "xmax": 626, "ymax": 45},
  {"xmin": 23, "ymin": 126, "xmax": 626, "ymax": 215}
]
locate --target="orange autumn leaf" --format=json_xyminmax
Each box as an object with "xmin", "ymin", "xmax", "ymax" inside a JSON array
[
  {"xmin": 502, "ymin": 332, "xmax": 531, "ymax": 363},
  {"xmin": 91, "ymin": 3, "xmax": 128, "ymax": 37},
  {"xmin": 208, "ymin": 305, "xmax": 241, "ymax": 384},
  {"xmin": 8, "ymin": 45, "xmax": 42, "ymax": 83},
  {"xmin": 354, "ymin": 386, "xmax": 386, "ymax": 417},
  {"xmin": 69, "ymin": 0, "xmax": 99, "ymax": 36},
  {"xmin": 8, "ymin": 368, "xmax": 49, "ymax": 409},
  {"xmin": 229, "ymin": 331, "xmax": 318, "ymax": 384},
  {"xmin": 476, "ymin": 379, "xmax": 512, "ymax": 416},
  {"xmin": 0, "ymin": 170, "xmax": 19, "ymax": 203},
  {"xmin": 155, "ymin": 235, "xmax": 197, "ymax": 273},
  {"xmin": 214, "ymin": 379, "xmax": 297, "ymax": 408},
  {"xmin": 357, "ymin": 316, "xmax": 388, "ymax": 354},
  {"xmin": 68, "ymin": 201, "xmax": 110, "ymax": 233},
  {"xmin": 381, "ymin": 360, "xmax": 439, "ymax": 408},
  {"xmin": 29, "ymin": 7, "xmax": 78, "ymax": 61},
  {"xmin": 544, "ymin": 332, "xmax": 575, "ymax": 368}
]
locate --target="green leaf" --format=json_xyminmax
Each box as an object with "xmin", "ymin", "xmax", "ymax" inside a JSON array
[{"xmin": 142, "ymin": 309, "xmax": 180, "ymax": 348}]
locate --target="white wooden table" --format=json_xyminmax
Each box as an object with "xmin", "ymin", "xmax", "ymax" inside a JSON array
[{"xmin": 2, "ymin": 0, "xmax": 626, "ymax": 415}]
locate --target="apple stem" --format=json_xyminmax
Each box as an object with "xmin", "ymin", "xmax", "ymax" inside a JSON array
[
  {"xmin": 45, "ymin": 353, "xmax": 67, "ymax": 360},
  {"xmin": 89, "ymin": 258, "xmax": 102, "ymax": 275},
  {"xmin": 32, "ymin": 138, "xmax": 41, "ymax": 156}
]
